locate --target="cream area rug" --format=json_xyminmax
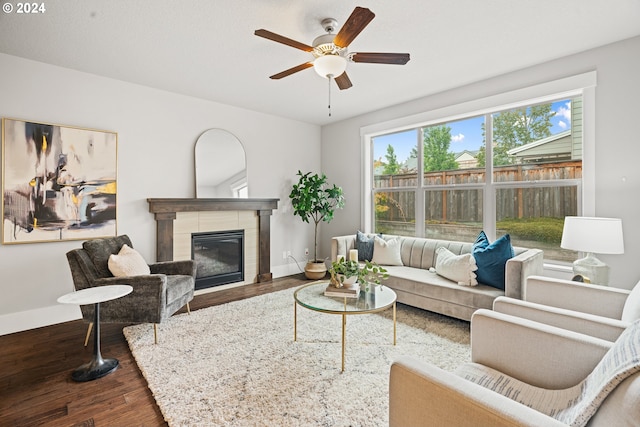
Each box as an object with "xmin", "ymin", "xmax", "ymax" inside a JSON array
[{"xmin": 123, "ymin": 286, "xmax": 470, "ymax": 426}]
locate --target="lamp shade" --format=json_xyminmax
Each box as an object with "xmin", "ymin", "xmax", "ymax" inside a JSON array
[
  {"xmin": 560, "ymin": 216, "xmax": 624, "ymax": 254},
  {"xmin": 314, "ymin": 54, "xmax": 347, "ymax": 78}
]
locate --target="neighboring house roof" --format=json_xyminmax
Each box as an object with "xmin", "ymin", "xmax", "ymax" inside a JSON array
[
  {"xmin": 507, "ymin": 130, "xmax": 575, "ymax": 163},
  {"xmin": 454, "ymin": 150, "xmax": 479, "ymax": 161},
  {"xmin": 454, "ymin": 150, "xmax": 479, "ymax": 169}
]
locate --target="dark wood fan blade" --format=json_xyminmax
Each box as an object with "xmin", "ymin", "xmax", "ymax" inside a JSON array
[
  {"xmin": 335, "ymin": 72, "xmax": 353, "ymax": 90},
  {"xmin": 350, "ymin": 52, "xmax": 410, "ymax": 65},
  {"xmin": 254, "ymin": 29, "xmax": 314, "ymax": 52},
  {"xmin": 269, "ymin": 62, "xmax": 314, "ymax": 79},
  {"xmin": 333, "ymin": 7, "xmax": 375, "ymax": 48}
]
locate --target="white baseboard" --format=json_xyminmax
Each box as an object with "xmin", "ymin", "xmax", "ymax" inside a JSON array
[
  {"xmin": 0, "ymin": 304, "xmax": 81, "ymax": 336},
  {"xmin": 272, "ymin": 262, "xmax": 304, "ymax": 279}
]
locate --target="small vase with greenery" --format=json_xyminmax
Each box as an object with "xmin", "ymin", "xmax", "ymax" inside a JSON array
[
  {"xmin": 329, "ymin": 256, "xmax": 360, "ymax": 287},
  {"xmin": 289, "ymin": 170, "xmax": 345, "ymax": 279}
]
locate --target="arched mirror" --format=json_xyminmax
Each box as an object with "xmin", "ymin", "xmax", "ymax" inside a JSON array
[{"xmin": 195, "ymin": 129, "xmax": 248, "ymax": 198}]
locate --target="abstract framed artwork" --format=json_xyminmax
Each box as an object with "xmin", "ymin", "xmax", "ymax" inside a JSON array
[{"xmin": 2, "ymin": 118, "xmax": 117, "ymax": 244}]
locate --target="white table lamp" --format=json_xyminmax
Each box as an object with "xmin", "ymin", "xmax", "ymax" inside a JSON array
[{"xmin": 560, "ymin": 216, "xmax": 624, "ymax": 285}]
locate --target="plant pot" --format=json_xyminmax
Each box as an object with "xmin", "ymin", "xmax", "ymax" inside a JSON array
[
  {"xmin": 304, "ymin": 261, "xmax": 327, "ymax": 280},
  {"xmin": 339, "ymin": 275, "xmax": 358, "ymax": 286}
]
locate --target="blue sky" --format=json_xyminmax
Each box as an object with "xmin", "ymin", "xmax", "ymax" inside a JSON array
[{"xmin": 373, "ymin": 99, "xmax": 573, "ymax": 163}]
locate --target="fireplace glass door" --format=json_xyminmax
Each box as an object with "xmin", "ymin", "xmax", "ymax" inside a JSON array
[{"xmin": 191, "ymin": 230, "xmax": 244, "ymax": 290}]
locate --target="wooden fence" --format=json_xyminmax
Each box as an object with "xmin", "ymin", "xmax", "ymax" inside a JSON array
[{"xmin": 375, "ymin": 160, "xmax": 582, "ymax": 223}]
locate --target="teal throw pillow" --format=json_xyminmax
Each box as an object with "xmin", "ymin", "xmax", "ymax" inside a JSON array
[
  {"xmin": 356, "ymin": 231, "xmax": 375, "ymax": 261},
  {"xmin": 473, "ymin": 230, "xmax": 490, "ymax": 250},
  {"xmin": 472, "ymin": 232, "xmax": 514, "ymax": 290}
]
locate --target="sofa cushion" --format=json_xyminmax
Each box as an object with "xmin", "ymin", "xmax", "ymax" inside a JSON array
[
  {"xmin": 372, "ymin": 236, "xmax": 403, "ymax": 266},
  {"xmin": 356, "ymin": 231, "xmax": 375, "ymax": 261},
  {"xmin": 473, "ymin": 232, "xmax": 514, "ymax": 290},
  {"xmin": 622, "ymin": 280, "xmax": 640, "ymax": 322},
  {"xmin": 384, "ymin": 265, "xmax": 502, "ymax": 311},
  {"xmin": 108, "ymin": 244, "xmax": 151, "ymax": 277},
  {"xmin": 435, "ymin": 247, "xmax": 478, "ymax": 286},
  {"xmin": 398, "ymin": 236, "xmax": 473, "ymax": 270}
]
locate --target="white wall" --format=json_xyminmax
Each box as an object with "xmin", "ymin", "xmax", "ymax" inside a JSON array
[
  {"xmin": 321, "ymin": 35, "xmax": 640, "ymax": 290},
  {"xmin": 0, "ymin": 53, "xmax": 320, "ymax": 335}
]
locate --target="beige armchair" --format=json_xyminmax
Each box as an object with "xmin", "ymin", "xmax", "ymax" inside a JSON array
[
  {"xmin": 389, "ymin": 310, "xmax": 640, "ymax": 427},
  {"xmin": 493, "ymin": 275, "xmax": 640, "ymax": 341}
]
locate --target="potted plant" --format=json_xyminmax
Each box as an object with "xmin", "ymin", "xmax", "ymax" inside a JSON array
[
  {"xmin": 329, "ymin": 256, "xmax": 390, "ymax": 291},
  {"xmin": 329, "ymin": 256, "xmax": 360, "ymax": 286},
  {"xmin": 289, "ymin": 170, "xmax": 345, "ymax": 279}
]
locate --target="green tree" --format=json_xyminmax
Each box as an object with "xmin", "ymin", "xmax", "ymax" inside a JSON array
[
  {"xmin": 477, "ymin": 104, "xmax": 554, "ymax": 167},
  {"xmin": 383, "ymin": 144, "xmax": 401, "ymax": 175},
  {"xmin": 422, "ymin": 125, "xmax": 458, "ymax": 172},
  {"xmin": 289, "ymin": 171, "xmax": 344, "ymax": 263}
]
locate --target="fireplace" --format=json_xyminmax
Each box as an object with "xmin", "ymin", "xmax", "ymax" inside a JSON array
[
  {"xmin": 192, "ymin": 230, "xmax": 244, "ymax": 290},
  {"xmin": 147, "ymin": 198, "xmax": 278, "ymax": 284}
]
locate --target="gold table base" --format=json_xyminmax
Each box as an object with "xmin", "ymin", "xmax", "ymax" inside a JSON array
[{"xmin": 294, "ymin": 296, "xmax": 397, "ymax": 372}]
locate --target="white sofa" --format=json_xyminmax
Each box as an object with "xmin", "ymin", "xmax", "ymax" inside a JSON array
[{"xmin": 331, "ymin": 234, "xmax": 543, "ymax": 321}]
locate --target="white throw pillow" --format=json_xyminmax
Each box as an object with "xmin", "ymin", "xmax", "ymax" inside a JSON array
[
  {"xmin": 435, "ymin": 247, "xmax": 478, "ymax": 286},
  {"xmin": 621, "ymin": 280, "xmax": 640, "ymax": 322},
  {"xmin": 371, "ymin": 236, "xmax": 403, "ymax": 266},
  {"xmin": 108, "ymin": 244, "xmax": 150, "ymax": 277}
]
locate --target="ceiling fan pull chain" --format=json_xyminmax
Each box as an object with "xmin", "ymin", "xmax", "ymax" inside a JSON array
[{"xmin": 328, "ymin": 75, "xmax": 332, "ymax": 117}]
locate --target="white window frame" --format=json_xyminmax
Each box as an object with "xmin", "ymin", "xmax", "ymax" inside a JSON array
[{"xmin": 361, "ymin": 71, "xmax": 596, "ymax": 243}]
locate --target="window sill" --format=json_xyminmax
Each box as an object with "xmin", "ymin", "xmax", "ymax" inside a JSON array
[{"xmin": 542, "ymin": 261, "xmax": 573, "ymax": 280}]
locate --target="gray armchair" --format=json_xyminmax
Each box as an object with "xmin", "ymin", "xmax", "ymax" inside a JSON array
[{"xmin": 66, "ymin": 234, "xmax": 196, "ymax": 344}]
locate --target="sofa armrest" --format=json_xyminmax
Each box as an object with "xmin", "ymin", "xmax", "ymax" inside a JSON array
[
  {"xmin": 525, "ymin": 275, "xmax": 629, "ymax": 319},
  {"xmin": 504, "ymin": 248, "xmax": 543, "ymax": 299},
  {"xmin": 389, "ymin": 356, "xmax": 566, "ymax": 427},
  {"xmin": 331, "ymin": 235, "xmax": 357, "ymax": 261},
  {"xmin": 493, "ymin": 296, "xmax": 628, "ymax": 342},
  {"xmin": 150, "ymin": 260, "xmax": 196, "ymax": 277},
  {"xmin": 93, "ymin": 274, "xmax": 166, "ymax": 300},
  {"xmin": 90, "ymin": 275, "xmax": 167, "ymax": 321},
  {"xmin": 471, "ymin": 309, "xmax": 611, "ymax": 389}
]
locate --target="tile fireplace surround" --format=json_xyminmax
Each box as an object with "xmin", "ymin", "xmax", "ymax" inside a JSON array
[{"xmin": 147, "ymin": 198, "xmax": 279, "ymax": 284}]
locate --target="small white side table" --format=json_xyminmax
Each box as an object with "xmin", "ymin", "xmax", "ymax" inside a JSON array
[{"xmin": 58, "ymin": 284, "xmax": 133, "ymax": 382}]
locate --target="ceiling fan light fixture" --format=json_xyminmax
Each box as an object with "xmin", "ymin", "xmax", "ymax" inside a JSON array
[
  {"xmin": 313, "ymin": 54, "xmax": 347, "ymax": 79},
  {"xmin": 255, "ymin": 6, "xmax": 409, "ymax": 95}
]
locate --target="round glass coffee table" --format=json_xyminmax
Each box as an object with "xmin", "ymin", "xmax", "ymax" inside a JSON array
[{"xmin": 294, "ymin": 281, "xmax": 397, "ymax": 372}]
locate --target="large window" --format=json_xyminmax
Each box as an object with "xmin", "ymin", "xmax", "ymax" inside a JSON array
[{"xmin": 371, "ymin": 96, "xmax": 582, "ymax": 262}]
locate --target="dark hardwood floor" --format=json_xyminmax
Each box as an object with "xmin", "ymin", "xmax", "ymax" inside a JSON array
[{"xmin": 0, "ymin": 274, "xmax": 307, "ymax": 427}]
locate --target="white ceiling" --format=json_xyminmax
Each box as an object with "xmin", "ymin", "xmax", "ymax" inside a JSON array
[{"xmin": 1, "ymin": 0, "xmax": 639, "ymax": 126}]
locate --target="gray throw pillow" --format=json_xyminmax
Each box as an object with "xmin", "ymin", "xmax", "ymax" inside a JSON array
[{"xmin": 356, "ymin": 231, "xmax": 375, "ymax": 261}]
